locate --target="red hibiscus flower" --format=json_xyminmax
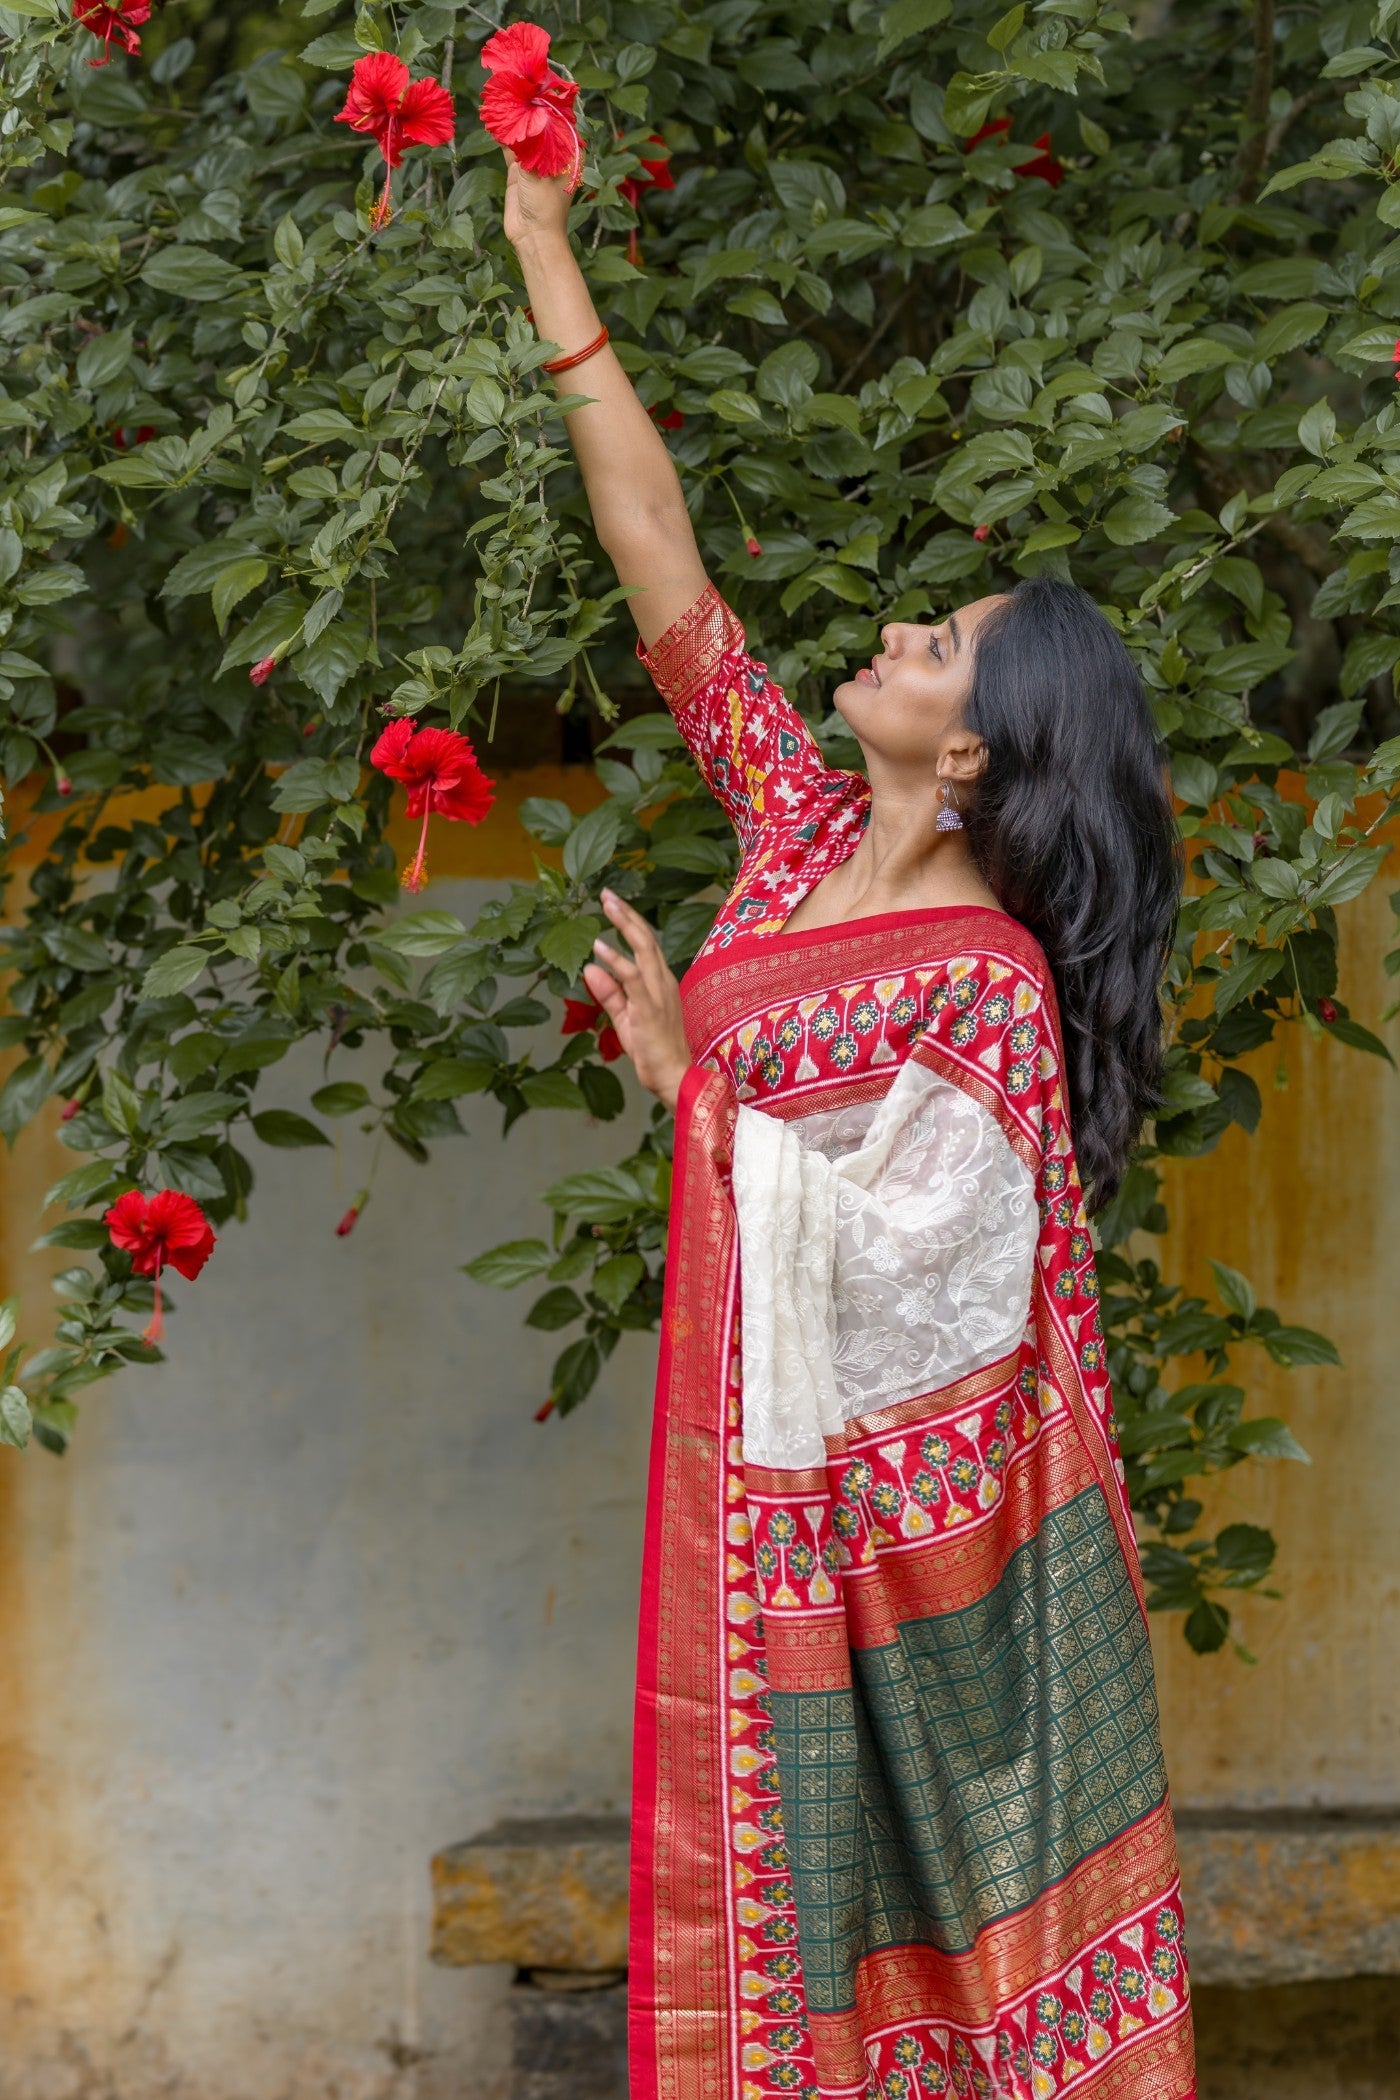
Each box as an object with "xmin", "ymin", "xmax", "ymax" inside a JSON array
[
  {"xmin": 371, "ymin": 718, "xmax": 495, "ymax": 891},
  {"xmin": 561, "ymin": 995, "xmax": 622, "ymax": 1063},
  {"xmin": 111, "ymin": 424, "xmax": 156, "ymax": 450},
  {"xmin": 648, "ymin": 406, "xmax": 685, "ymax": 431},
  {"xmin": 73, "ymin": 0, "xmax": 150, "ymax": 68},
  {"xmin": 618, "ymin": 131, "xmax": 674, "ymax": 264},
  {"xmin": 973, "ymin": 524, "xmax": 990, "ymax": 543},
  {"xmin": 479, "ymin": 22, "xmax": 584, "ymax": 189},
  {"xmin": 249, "ymin": 654, "xmax": 279, "ymax": 687},
  {"xmin": 966, "ymin": 117, "xmax": 1063, "ymax": 187},
  {"xmin": 105, "ymin": 1188, "xmax": 216, "ymax": 1345},
  {"xmin": 335, "ymin": 52, "xmax": 456, "ymax": 229}
]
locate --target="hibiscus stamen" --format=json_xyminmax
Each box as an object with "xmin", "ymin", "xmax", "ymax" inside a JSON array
[
  {"xmin": 142, "ymin": 1264, "xmax": 164, "ymax": 1347},
  {"xmin": 403, "ymin": 803, "xmax": 432, "ymax": 891},
  {"xmin": 371, "ymin": 118, "xmax": 396, "ymax": 228}
]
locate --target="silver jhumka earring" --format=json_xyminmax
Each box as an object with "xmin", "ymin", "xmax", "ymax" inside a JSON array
[{"xmin": 935, "ymin": 779, "xmax": 964, "ymax": 832}]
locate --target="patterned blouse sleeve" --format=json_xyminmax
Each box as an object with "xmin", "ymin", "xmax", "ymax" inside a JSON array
[{"xmin": 635, "ymin": 583, "xmax": 834, "ymax": 853}]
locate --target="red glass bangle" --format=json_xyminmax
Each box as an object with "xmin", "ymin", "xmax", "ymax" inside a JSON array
[{"xmin": 542, "ymin": 324, "xmax": 610, "ymax": 376}]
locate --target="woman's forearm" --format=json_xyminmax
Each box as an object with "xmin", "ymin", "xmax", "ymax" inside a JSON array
[{"xmin": 513, "ymin": 228, "xmax": 687, "ymax": 552}]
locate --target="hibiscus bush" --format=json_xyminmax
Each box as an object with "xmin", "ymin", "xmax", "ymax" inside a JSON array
[{"xmin": 2, "ymin": 0, "xmax": 1400, "ymax": 1653}]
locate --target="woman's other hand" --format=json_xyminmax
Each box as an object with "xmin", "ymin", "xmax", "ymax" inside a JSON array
[
  {"xmin": 502, "ymin": 148, "xmax": 571, "ymax": 250},
  {"xmin": 583, "ymin": 890, "xmax": 690, "ymax": 1113}
]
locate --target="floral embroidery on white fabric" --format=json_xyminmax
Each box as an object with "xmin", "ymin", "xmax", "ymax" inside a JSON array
[{"xmin": 732, "ymin": 1059, "xmax": 1037, "ymax": 1470}]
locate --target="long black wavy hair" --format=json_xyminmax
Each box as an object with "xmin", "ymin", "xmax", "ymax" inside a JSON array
[{"xmin": 961, "ymin": 576, "xmax": 1182, "ymax": 1212}]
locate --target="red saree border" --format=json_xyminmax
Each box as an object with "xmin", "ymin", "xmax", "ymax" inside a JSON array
[
  {"xmin": 681, "ymin": 907, "xmax": 1044, "ymax": 1062},
  {"xmin": 800, "ymin": 1837, "xmax": 1185, "ymax": 2087},
  {"xmin": 630, "ymin": 1066, "xmax": 738, "ymax": 2100},
  {"xmin": 848, "ymin": 1820, "xmax": 1182, "ymax": 2029}
]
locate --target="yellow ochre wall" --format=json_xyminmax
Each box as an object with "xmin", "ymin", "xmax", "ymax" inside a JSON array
[{"xmin": 1151, "ymin": 864, "xmax": 1399, "ymax": 1808}]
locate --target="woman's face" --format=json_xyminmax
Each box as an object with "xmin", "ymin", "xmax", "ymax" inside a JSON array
[{"xmin": 834, "ymin": 596, "xmax": 1006, "ymax": 775}]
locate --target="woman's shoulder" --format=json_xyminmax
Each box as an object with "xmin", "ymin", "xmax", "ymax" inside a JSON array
[{"xmin": 947, "ymin": 908, "xmax": 1053, "ymax": 988}]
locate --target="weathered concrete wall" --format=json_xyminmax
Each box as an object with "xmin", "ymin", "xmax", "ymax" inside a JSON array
[
  {"xmin": 0, "ymin": 876, "xmax": 654, "ymax": 2100},
  {"xmin": 1, "ymin": 835, "xmax": 1396, "ymax": 2100}
]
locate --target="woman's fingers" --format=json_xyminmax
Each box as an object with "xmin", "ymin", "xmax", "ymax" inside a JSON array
[
  {"xmin": 601, "ymin": 888, "xmax": 667, "ymax": 989},
  {"xmin": 581, "ymin": 959, "xmax": 626, "ymax": 1018},
  {"xmin": 592, "ymin": 935, "xmax": 639, "ymax": 986},
  {"xmin": 601, "ymin": 887, "xmax": 654, "ymax": 950}
]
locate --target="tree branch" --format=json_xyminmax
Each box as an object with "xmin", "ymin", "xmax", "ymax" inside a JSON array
[{"xmin": 1234, "ymin": 0, "xmax": 1276, "ymax": 202}]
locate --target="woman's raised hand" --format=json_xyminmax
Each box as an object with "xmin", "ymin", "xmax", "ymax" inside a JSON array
[
  {"xmin": 583, "ymin": 890, "xmax": 691, "ymax": 1113},
  {"xmin": 501, "ymin": 147, "xmax": 571, "ymax": 250}
]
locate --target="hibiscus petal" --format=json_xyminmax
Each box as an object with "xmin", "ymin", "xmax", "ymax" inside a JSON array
[
  {"xmin": 510, "ymin": 107, "xmax": 583, "ymax": 180},
  {"xmin": 480, "ymin": 21, "xmax": 552, "ymax": 79},
  {"xmin": 398, "ymin": 75, "xmax": 456, "ymax": 149},
  {"xmin": 370, "ymin": 717, "xmax": 416, "ymax": 779}
]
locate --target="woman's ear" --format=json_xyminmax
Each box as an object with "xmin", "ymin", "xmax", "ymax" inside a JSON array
[{"xmin": 941, "ymin": 733, "xmax": 987, "ymax": 786}]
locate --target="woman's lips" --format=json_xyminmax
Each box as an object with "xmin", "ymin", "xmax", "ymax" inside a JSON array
[{"xmin": 855, "ymin": 664, "xmax": 880, "ymax": 687}]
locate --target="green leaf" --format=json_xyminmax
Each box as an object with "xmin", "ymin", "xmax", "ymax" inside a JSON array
[
  {"xmin": 876, "ymin": 0, "xmax": 951, "ymax": 58},
  {"xmin": 591, "ymin": 1253, "xmax": 644, "ymax": 1311},
  {"xmin": 413, "ymin": 1058, "xmax": 493, "ymax": 1099},
  {"xmin": 0, "ymin": 1057, "xmax": 51, "ymax": 1144},
  {"xmin": 519, "ymin": 1070, "xmax": 587, "ymax": 1111},
  {"xmin": 1322, "ymin": 1015, "xmax": 1396, "ymax": 1064},
  {"xmin": 541, "ymin": 1165, "xmax": 647, "ymax": 1224},
  {"xmin": 550, "ymin": 1335, "xmax": 602, "ymax": 1415},
  {"xmin": 273, "ymin": 212, "xmax": 304, "ymax": 268},
  {"xmin": 250, "ymin": 1109, "xmax": 330, "ymax": 1148},
  {"xmin": 462, "ymin": 1238, "xmax": 554, "ymax": 1288},
  {"xmin": 1262, "ymin": 1324, "xmax": 1342, "ymax": 1368},
  {"xmin": 1154, "ymin": 338, "xmax": 1239, "ymax": 383},
  {"xmin": 1183, "ymin": 1601, "xmax": 1230, "ymax": 1653},
  {"xmin": 525, "ymin": 1285, "xmax": 586, "ymax": 1331},
  {"xmin": 563, "ymin": 802, "xmax": 624, "ymax": 883},
  {"xmin": 140, "ymin": 944, "xmax": 211, "ymax": 999},
  {"xmin": 140, "ymin": 246, "xmax": 238, "ymax": 302},
  {"xmin": 375, "ymin": 910, "xmax": 468, "ymax": 956},
  {"xmin": 0, "ymin": 1386, "xmax": 31, "ymax": 1451},
  {"xmin": 1102, "ymin": 493, "xmax": 1177, "ymax": 546},
  {"xmin": 1209, "ymin": 1260, "xmax": 1256, "ymax": 1322},
  {"xmin": 311, "ymin": 1082, "xmax": 371, "ymax": 1115},
  {"xmin": 1228, "ymin": 1418, "xmax": 1311, "ymax": 1461},
  {"xmin": 76, "ymin": 328, "xmax": 134, "ymax": 390},
  {"xmin": 211, "ymin": 557, "xmax": 269, "ymax": 634},
  {"xmin": 538, "ymin": 915, "xmax": 604, "ymax": 977}
]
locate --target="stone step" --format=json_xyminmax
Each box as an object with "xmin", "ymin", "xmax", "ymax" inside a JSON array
[{"xmin": 431, "ymin": 1810, "xmax": 1400, "ymax": 1990}]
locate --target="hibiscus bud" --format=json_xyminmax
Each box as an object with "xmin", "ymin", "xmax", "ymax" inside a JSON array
[
  {"xmin": 335, "ymin": 1206, "xmax": 361, "ymax": 1237},
  {"xmin": 61, "ymin": 1098, "xmax": 81, "ymax": 1122},
  {"xmin": 534, "ymin": 1398, "xmax": 557, "ymax": 1423},
  {"xmin": 973, "ymin": 525, "xmax": 990, "ymax": 543},
  {"xmin": 250, "ymin": 655, "xmax": 278, "ymax": 687},
  {"xmin": 1252, "ymin": 832, "xmax": 1268, "ymax": 852},
  {"xmin": 745, "ymin": 535, "xmax": 762, "ymax": 559},
  {"xmin": 56, "ymin": 775, "xmax": 72, "ymax": 796},
  {"xmin": 1318, "ymin": 998, "xmax": 1338, "ymax": 1024},
  {"xmin": 107, "ymin": 522, "xmax": 128, "ymax": 551}
]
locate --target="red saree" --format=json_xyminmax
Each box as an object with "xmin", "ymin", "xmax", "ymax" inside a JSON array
[{"xmin": 628, "ymin": 593, "xmax": 1195, "ymax": 2100}]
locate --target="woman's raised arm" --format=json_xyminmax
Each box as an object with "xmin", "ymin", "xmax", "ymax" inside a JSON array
[{"xmin": 503, "ymin": 153, "xmax": 708, "ymax": 649}]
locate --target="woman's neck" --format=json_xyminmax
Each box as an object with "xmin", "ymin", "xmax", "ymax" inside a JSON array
[{"xmin": 782, "ymin": 775, "xmax": 1002, "ymax": 934}]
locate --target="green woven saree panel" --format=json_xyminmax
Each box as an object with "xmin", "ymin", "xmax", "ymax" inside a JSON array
[{"xmin": 767, "ymin": 1485, "xmax": 1169, "ymax": 2014}]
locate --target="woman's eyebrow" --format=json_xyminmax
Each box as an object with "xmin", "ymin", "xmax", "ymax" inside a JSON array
[{"xmin": 948, "ymin": 615, "xmax": 962, "ymax": 655}]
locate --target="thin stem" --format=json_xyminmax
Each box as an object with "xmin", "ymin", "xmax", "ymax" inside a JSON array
[{"xmin": 1234, "ymin": 0, "xmax": 1276, "ymax": 202}]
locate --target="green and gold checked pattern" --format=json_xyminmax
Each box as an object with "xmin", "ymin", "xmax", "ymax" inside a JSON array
[{"xmin": 766, "ymin": 1486, "xmax": 1168, "ymax": 2011}]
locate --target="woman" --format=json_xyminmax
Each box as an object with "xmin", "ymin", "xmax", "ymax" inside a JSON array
[{"xmin": 505, "ymin": 152, "xmax": 1195, "ymax": 2100}]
